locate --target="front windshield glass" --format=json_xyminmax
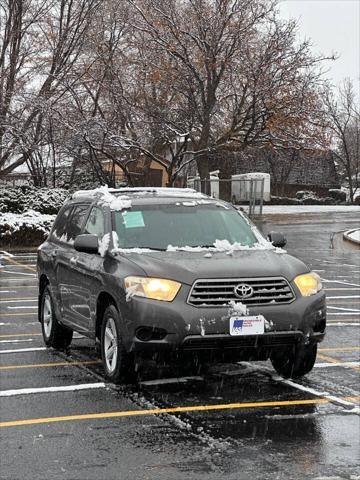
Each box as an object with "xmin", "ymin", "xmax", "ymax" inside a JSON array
[{"xmin": 113, "ymin": 203, "xmax": 259, "ymax": 250}]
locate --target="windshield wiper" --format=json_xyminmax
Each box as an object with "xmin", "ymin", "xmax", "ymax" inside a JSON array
[{"xmin": 136, "ymin": 246, "xmax": 167, "ymax": 251}]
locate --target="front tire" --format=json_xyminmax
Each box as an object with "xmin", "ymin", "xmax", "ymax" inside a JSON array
[
  {"xmin": 100, "ymin": 304, "xmax": 134, "ymax": 384},
  {"xmin": 270, "ymin": 342, "xmax": 317, "ymax": 379},
  {"xmin": 41, "ymin": 286, "xmax": 73, "ymax": 349}
]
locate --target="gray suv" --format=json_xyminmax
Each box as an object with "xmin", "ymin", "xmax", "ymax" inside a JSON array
[{"xmin": 37, "ymin": 187, "xmax": 326, "ymax": 383}]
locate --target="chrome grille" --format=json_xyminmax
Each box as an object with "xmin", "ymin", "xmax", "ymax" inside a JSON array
[{"xmin": 187, "ymin": 277, "xmax": 295, "ymax": 307}]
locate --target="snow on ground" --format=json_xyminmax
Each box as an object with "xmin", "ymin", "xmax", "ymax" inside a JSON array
[
  {"xmin": 0, "ymin": 210, "xmax": 55, "ymax": 233},
  {"xmin": 258, "ymin": 205, "xmax": 360, "ymax": 214},
  {"xmin": 345, "ymin": 229, "xmax": 360, "ymax": 243}
]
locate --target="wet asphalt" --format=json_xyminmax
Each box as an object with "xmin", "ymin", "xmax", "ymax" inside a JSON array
[{"xmin": 0, "ymin": 211, "xmax": 359, "ymax": 480}]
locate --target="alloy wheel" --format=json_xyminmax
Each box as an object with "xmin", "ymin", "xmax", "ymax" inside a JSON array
[
  {"xmin": 43, "ymin": 294, "xmax": 53, "ymax": 339},
  {"xmin": 104, "ymin": 317, "xmax": 118, "ymax": 373}
]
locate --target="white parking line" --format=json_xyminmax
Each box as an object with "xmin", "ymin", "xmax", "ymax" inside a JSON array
[
  {"xmin": 0, "ymin": 251, "xmax": 14, "ymax": 258},
  {"xmin": 0, "ymin": 279, "xmax": 36, "ymax": 282},
  {"xmin": 328, "ymin": 312, "xmax": 360, "ymax": 316},
  {"xmin": 326, "ymin": 296, "xmax": 360, "ymax": 299},
  {"xmin": 327, "ymin": 322, "xmax": 360, "ymax": 326},
  {"xmin": 328, "ymin": 306, "xmax": 360, "ymax": 315},
  {"xmin": 325, "ymin": 288, "xmax": 360, "ymax": 291},
  {"xmin": 241, "ymin": 362, "xmax": 359, "ymax": 411},
  {"xmin": 2, "ymin": 254, "xmax": 35, "ymax": 259},
  {"xmin": 0, "ymin": 322, "xmax": 39, "ymax": 326},
  {"xmin": 0, "ymin": 271, "xmax": 36, "ymax": 276},
  {"xmin": 0, "ymin": 299, "xmax": 37, "ymax": 303},
  {"xmin": 0, "ymin": 264, "xmax": 36, "ymax": 268},
  {"xmin": 0, "ymin": 383, "xmax": 106, "ymax": 397},
  {"xmin": 6, "ymin": 305, "xmax": 37, "ymax": 316},
  {"xmin": 0, "ymin": 347, "xmax": 46, "ymax": 354},
  {"xmin": 0, "ymin": 339, "xmax": 35, "ymax": 344},
  {"xmin": 322, "ymin": 279, "xmax": 360, "ymax": 287},
  {"xmin": 274, "ymin": 377, "xmax": 357, "ymax": 410},
  {"xmin": 314, "ymin": 361, "xmax": 360, "ymax": 368}
]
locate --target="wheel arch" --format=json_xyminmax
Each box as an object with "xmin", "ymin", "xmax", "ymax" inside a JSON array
[{"xmin": 95, "ymin": 291, "xmax": 119, "ymax": 342}]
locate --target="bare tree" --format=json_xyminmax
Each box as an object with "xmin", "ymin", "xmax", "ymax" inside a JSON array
[
  {"xmin": 0, "ymin": 0, "xmax": 100, "ymax": 180},
  {"xmin": 1, "ymin": 0, "xmax": 333, "ymax": 190},
  {"xmin": 128, "ymin": 0, "xmax": 330, "ymax": 193},
  {"xmin": 322, "ymin": 79, "xmax": 360, "ymax": 203}
]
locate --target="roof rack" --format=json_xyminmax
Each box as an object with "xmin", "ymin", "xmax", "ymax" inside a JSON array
[{"xmin": 71, "ymin": 186, "xmax": 207, "ymax": 200}]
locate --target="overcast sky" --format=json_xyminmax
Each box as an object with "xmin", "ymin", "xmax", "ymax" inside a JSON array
[{"xmin": 278, "ymin": 0, "xmax": 360, "ymax": 92}]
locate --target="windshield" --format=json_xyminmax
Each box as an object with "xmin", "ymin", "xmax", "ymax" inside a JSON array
[{"xmin": 112, "ymin": 203, "xmax": 259, "ymax": 250}]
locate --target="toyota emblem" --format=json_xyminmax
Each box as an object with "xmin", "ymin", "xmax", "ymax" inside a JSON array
[{"xmin": 234, "ymin": 283, "xmax": 254, "ymax": 299}]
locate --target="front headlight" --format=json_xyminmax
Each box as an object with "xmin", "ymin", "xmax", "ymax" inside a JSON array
[
  {"xmin": 124, "ymin": 276, "xmax": 181, "ymax": 302},
  {"xmin": 294, "ymin": 272, "xmax": 322, "ymax": 297}
]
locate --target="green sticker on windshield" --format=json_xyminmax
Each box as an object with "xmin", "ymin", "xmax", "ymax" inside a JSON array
[{"xmin": 122, "ymin": 211, "xmax": 145, "ymax": 228}]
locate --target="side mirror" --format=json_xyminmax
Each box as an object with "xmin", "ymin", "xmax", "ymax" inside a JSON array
[
  {"xmin": 74, "ymin": 234, "xmax": 99, "ymax": 254},
  {"xmin": 268, "ymin": 231, "xmax": 287, "ymax": 248}
]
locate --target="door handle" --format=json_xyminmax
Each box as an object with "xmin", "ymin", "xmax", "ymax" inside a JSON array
[{"xmin": 70, "ymin": 256, "xmax": 78, "ymax": 266}]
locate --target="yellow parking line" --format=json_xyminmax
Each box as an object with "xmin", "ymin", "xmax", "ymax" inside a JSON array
[
  {"xmin": 1, "ymin": 396, "xmax": 360, "ymax": 429},
  {"xmin": 0, "ymin": 333, "xmax": 41, "ymax": 338},
  {"xmin": 345, "ymin": 396, "xmax": 360, "ymax": 402},
  {"xmin": 0, "ymin": 360, "xmax": 102, "ymax": 371},
  {"xmin": 319, "ymin": 347, "xmax": 360, "ymax": 352},
  {"xmin": 0, "ymin": 313, "xmax": 37, "ymax": 317},
  {"xmin": 1, "ymin": 257, "xmax": 37, "ymax": 273},
  {"xmin": 318, "ymin": 353, "xmax": 342, "ymax": 364},
  {"xmin": 318, "ymin": 353, "xmax": 360, "ymax": 371}
]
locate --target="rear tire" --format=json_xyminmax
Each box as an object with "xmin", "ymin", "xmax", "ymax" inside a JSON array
[
  {"xmin": 100, "ymin": 304, "xmax": 134, "ymax": 384},
  {"xmin": 270, "ymin": 342, "xmax": 317, "ymax": 379},
  {"xmin": 41, "ymin": 286, "xmax": 73, "ymax": 350}
]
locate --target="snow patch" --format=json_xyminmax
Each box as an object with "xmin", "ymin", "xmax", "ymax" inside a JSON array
[
  {"xmin": 112, "ymin": 230, "xmax": 120, "ymax": 250},
  {"xmin": 73, "ymin": 186, "xmax": 131, "ymax": 211},
  {"xmin": 113, "ymin": 247, "xmax": 156, "ymax": 254},
  {"xmin": 98, "ymin": 233, "xmax": 110, "ymax": 257},
  {"xmin": 166, "ymin": 238, "xmax": 277, "ymax": 253},
  {"xmin": 229, "ymin": 301, "xmax": 249, "ymax": 315},
  {"xmin": 0, "ymin": 210, "xmax": 55, "ymax": 236}
]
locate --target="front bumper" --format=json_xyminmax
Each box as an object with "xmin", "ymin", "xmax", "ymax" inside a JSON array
[{"xmin": 122, "ymin": 287, "xmax": 326, "ymax": 353}]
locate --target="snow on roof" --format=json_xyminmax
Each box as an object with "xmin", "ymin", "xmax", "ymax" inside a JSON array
[{"xmin": 72, "ymin": 186, "xmax": 208, "ymax": 201}]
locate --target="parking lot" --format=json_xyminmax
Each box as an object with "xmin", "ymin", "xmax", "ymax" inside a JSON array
[{"xmin": 0, "ymin": 211, "xmax": 359, "ymax": 480}]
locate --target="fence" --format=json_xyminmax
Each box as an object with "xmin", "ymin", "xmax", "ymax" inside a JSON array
[
  {"xmin": 187, "ymin": 177, "xmax": 265, "ymax": 216},
  {"xmin": 0, "ymin": 173, "xmax": 32, "ymax": 187}
]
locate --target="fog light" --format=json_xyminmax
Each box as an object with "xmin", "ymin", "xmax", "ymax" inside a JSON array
[{"xmin": 136, "ymin": 327, "xmax": 167, "ymax": 341}]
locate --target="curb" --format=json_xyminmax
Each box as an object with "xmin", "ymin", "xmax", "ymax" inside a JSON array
[{"xmin": 343, "ymin": 229, "xmax": 360, "ymax": 245}]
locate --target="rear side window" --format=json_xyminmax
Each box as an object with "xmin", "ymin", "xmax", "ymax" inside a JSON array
[
  {"xmin": 66, "ymin": 204, "xmax": 90, "ymax": 243},
  {"xmin": 84, "ymin": 207, "xmax": 105, "ymax": 237},
  {"xmin": 52, "ymin": 206, "xmax": 72, "ymax": 241}
]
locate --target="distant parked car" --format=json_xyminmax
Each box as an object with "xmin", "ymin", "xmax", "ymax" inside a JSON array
[{"xmin": 37, "ymin": 187, "xmax": 326, "ymax": 383}]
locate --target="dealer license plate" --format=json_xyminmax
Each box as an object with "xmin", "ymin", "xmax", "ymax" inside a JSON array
[{"xmin": 229, "ymin": 315, "xmax": 265, "ymax": 336}]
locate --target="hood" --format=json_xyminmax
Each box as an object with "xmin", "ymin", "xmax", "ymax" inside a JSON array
[{"xmin": 121, "ymin": 249, "xmax": 309, "ymax": 285}]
